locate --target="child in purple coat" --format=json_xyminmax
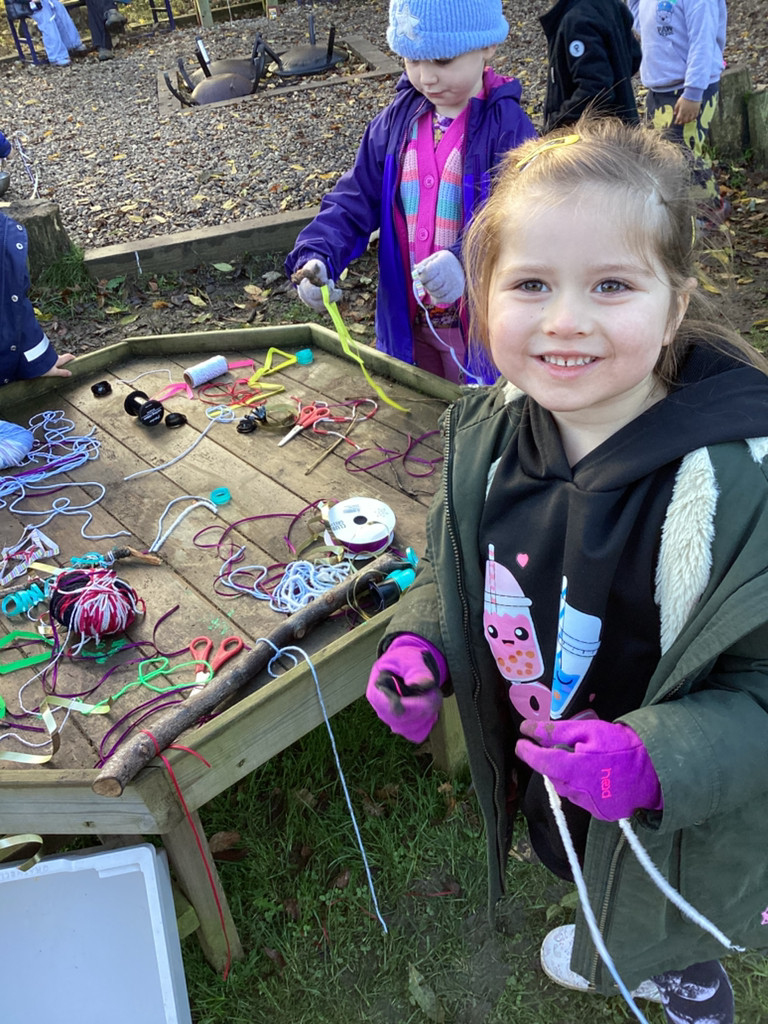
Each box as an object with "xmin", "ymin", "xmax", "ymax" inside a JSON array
[{"xmin": 285, "ymin": 0, "xmax": 537, "ymax": 385}]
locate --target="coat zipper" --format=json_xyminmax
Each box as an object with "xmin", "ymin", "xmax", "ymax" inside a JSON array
[
  {"xmin": 442, "ymin": 404, "xmax": 508, "ymax": 880},
  {"xmin": 588, "ymin": 831, "xmax": 627, "ymax": 987}
]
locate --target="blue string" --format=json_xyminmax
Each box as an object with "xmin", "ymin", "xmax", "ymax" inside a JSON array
[{"xmin": 260, "ymin": 639, "xmax": 388, "ymax": 933}]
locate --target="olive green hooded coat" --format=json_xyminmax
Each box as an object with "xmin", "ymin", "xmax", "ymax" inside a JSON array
[{"xmin": 384, "ymin": 377, "xmax": 768, "ymax": 992}]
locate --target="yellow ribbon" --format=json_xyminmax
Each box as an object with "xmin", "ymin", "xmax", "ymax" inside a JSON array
[{"xmin": 321, "ymin": 285, "xmax": 410, "ymax": 413}]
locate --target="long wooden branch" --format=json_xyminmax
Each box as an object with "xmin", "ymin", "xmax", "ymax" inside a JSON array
[{"xmin": 91, "ymin": 552, "xmax": 403, "ymax": 797}]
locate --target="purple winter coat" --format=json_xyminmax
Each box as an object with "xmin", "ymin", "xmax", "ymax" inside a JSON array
[{"xmin": 285, "ymin": 70, "xmax": 537, "ymax": 384}]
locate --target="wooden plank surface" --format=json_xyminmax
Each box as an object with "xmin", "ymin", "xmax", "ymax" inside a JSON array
[{"xmin": 1, "ymin": 330, "xmax": 451, "ymax": 824}]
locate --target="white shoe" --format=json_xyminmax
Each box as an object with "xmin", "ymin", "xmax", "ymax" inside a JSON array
[{"xmin": 540, "ymin": 924, "xmax": 662, "ymax": 1004}]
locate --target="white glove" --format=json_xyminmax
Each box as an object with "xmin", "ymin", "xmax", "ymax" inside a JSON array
[
  {"xmin": 414, "ymin": 250, "xmax": 466, "ymax": 304},
  {"xmin": 295, "ymin": 259, "xmax": 343, "ymax": 311}
]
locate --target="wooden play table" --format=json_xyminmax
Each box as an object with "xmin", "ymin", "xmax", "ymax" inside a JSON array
[{"xmin": 0, "ymin": 324, "xmax": 463, "ymax": 970}]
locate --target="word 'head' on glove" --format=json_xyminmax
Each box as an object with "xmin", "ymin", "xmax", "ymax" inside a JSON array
[
  {"xmin": 515, "ymin": 718, "xmax": 663, "ymax": 821},
  {"xmin": 414, "ymin": 250, "xmax": 466, "ymax": 305},
  {"xmin": 294, "ymin": 258, "xmax": 343, "ymax": 311},
  {"xmin": 366, "ymin": 633, "xmax": 448, "ymax": 744}
]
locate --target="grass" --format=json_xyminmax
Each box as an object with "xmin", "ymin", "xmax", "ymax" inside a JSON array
[{"xmin": 182, "ymin": 699, "xmax": 768, "ymax": 1023}]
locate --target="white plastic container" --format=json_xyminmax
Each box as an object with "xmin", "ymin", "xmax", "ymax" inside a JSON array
[{"xmin": 0, "ymin": 842, "xmax": 193, "ymax": 1024}]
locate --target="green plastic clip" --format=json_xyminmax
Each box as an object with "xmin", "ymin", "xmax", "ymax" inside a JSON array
[{"xmin": 0, "ymin": 631, "xmax": 55, "ymax": 675}]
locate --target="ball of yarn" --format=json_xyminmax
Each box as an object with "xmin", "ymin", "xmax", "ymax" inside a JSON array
[
  {"xmin": 49, "ymin": 568, "xmax": 144, "ymax": 643},
  {"xmin": 0, "ymin": 419, "xmax": 35, "ymax": 470}
]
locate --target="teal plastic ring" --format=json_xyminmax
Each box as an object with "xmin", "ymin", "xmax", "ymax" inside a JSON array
[
  {"xmin": 210, "ymin": 488, "xmax": 231, "ymax": 505},
  {"xmin": 295, "ymin": 348, "xmax": 314, "ymax": 365}
]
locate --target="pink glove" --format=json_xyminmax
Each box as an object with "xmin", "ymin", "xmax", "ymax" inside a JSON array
[
  {"xmin": 515, "ymin": 719, "xmax": 663, "ymax": 821},
  {"xmin": 366, "ymin": 634, "xmax": 448, "ymax": 743}
]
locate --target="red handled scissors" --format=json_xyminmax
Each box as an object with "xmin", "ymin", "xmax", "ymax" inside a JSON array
[
  {"xmin": 278, "ymin": 400, "xmax": 343, "ymax": 446},
  {"xmin": 189, "ymin": 635, "xmax": 245, "ymax": 683}
]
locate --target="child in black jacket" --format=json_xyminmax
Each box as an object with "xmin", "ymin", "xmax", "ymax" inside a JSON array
[{"xmin": 540, "ymin": 0, "xmax": 641, "ymax": 130}]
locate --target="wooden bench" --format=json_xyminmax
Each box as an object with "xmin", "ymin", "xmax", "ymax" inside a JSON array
[{"xmin": 5, "ymin": 0, "xmax": 176, "ymax": 65}]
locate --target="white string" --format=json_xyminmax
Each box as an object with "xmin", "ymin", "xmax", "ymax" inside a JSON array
[
  {"xmin": 116, "ymin": 369, "xmax": 174, "ymax": 387},
  {"xmin": 123, "ymin": 404, "xmax": 234, "ymax": 481},
  {"xmin": 148, "ymin": 496, "xmax": 217, "ymax": 554},
  {"xmin": 0, "ymin": 410, "xmax": 101, "ymax": 510},
  {"xmin": 411, "ymin": 276, "xmax": 483, "ymax": 385},
  {"xmin": 617, "ymin": 817, "xmax": 745, "ymax": 952},
  {"xmin": 9, "ymin": 481, "xmax": 130, "ymax": 540},
  {"xmin": 12, "ymin": 131, "xmax": 38, "ymax": 197},
  {"xmin": 260, "ymin": 640, "xmax": 388, "ymax": 934},
  {"xmin": 269, "ymin": 560, "xmax": 354, "ymax": 613},
  {"xmin": 544, "ymin": 776, "xmax": 650, "ymax": 1024}
]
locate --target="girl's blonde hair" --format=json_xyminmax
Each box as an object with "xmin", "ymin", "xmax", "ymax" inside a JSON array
[{"xmin": 464, "ymin": 116, "xmax": 766, "ymax": 384}]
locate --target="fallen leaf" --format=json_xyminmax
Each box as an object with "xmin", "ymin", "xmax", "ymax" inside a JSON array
[
  {"xmin": 408, "ymin": 964, "xmax": 445, "ymax": 1023},
  {"xmin": 118, "ymin": 313, "xmax": 139, "ymax": 325},
  {"xmin": 187, "ymin": 293, "xmax": 208, "ymax": 307},
  {"xmin": 754, "ymin": 252, "xmax": 768, "ymax": 260},
  {"xmin": 293, "ymin": 787, "xmax": 316, "ymax": 809},
  {"xmin": 208, "ymin": 831, "xmax": 242, "ymax": 853},
  {"xmin": 213, "ymin": 262, "xmax": 234, "ymax": 272},
  {"xmin": 288, "ymin": 842, "xmax": 313, "ymax": 872},
  {"xmin": 263, "ymin": 947, "xmax": 286, "ymax": 971},
  {"xmin": 282, "ymin": 898, "xmax": 300, "ymax": 921},
  {"xmin": 333, "ymin": 868, "xmax": 350, "ymax": 889}
]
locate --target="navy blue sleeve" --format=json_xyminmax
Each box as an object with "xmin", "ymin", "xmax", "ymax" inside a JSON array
[{"xmin": 1, "ymin": 214, "xmax": 58, "ymax": 384}]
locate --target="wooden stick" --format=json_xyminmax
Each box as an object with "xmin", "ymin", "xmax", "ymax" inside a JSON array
[
  {"xmin": 91, "ymin": 551, "xmax": 404, "ymax": 797},
  {"xmin": 304, "ymin": 410, "xmax": 358, "ymax": 476}
]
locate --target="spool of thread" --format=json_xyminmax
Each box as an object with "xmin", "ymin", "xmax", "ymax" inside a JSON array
[
  {"xmin": 0, "ymin": 419, "xmax": 35, "ymax": 469},
  {"xmin": 322, "ymin": 497, "xmax": 396, "ymax": 557},
  {"xmin": 48, "ymin": 568, "xmax": 144, "ymax": 644},
  {"xmin": 183, "ymin": 355, "xmax": 229, "ymax": 389}
]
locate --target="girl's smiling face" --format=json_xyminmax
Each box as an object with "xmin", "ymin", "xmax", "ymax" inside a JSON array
[
  {"xmin": 487, "ymin": 189, "xmax": 694, "ymax": 461},
  {"xmin": 403, "ymin": 47, "xmax": 495, "ymax": 118}
]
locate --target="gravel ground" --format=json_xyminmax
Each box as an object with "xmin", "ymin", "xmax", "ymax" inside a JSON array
[{"xmin": 0, "ymin": 0, "xmax": 765, "ymax": 253}]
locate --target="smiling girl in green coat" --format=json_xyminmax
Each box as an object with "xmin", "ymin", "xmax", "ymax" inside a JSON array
[{"xmin": 366, "ymin": 118, "xmax": 768, "ymax": 1024}]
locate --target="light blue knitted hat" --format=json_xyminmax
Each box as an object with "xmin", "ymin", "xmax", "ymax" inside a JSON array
[{"xmin": 387, "ymin": 0, "xmax": 509, "ymax": 60}]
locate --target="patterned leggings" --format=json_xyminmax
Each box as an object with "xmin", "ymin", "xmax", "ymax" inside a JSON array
[
  {"xmin": 645, "ymin": 81, "xmax": 720, "ymax": 205},
  {"xmin": 653, "ymin": 960, "xmax": 734, "ymax": 1024}
]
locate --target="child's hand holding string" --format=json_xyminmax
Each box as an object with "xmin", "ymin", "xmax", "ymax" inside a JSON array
[
  {"xmin": 414, "ymin": 251, "xmax": 465, "ymax": 304},
  {"xmin": 515, "ymin": 719, "xmax": 663, "ymax": 821},
  {"xmin": 292, "ymin": 258, "xmax": 343, "ymax": 311},
  {"xmin": 366, "ymin": 634, "xmax": 448, "ymax": 743}
]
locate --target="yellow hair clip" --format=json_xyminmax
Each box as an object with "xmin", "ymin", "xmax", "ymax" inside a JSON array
[{"xmin": 516, "ymin": 133, "xmax": 580, "ymax": 171}]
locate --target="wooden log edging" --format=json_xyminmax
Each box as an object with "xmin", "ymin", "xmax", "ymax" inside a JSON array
[{"xmin": 92, "ymin": 551, "xmax": 404, "ymax": 797}]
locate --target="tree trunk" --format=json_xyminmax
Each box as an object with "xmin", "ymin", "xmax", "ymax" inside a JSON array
[
  {"xmin": 709, "ymin": 66, "xmax": 752, "ymax": 161},
  {"xmin": 747, "ymin": 86, "xmax": 768, "ymax": 171},
  {"xmin": 0, "ymin": 198, "xmax": 73, "ymax": 281}
]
